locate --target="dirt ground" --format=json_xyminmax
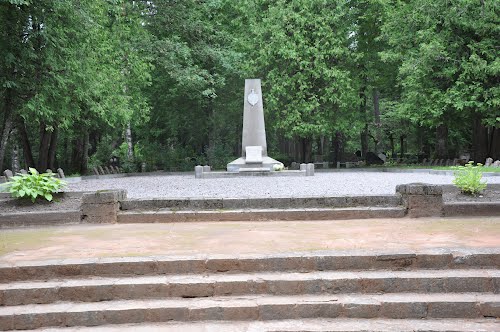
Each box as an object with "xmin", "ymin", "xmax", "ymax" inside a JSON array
[{"xmin": 1, "ymin": 217, "xmax": 499, "ymax": 264}]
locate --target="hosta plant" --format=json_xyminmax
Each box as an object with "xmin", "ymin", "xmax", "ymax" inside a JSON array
[
  {"xmin": 452, "ymin": 161, "xmax": 487, "ymax": 196},
  {"xmin": 7, "ymin": 168, "xmax": 66, "ymax": 202}
]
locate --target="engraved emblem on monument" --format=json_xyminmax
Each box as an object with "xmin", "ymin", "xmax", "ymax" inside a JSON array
[{"xmin": 247, "ymin": 89, "xmax": 259, "ymax": 106}]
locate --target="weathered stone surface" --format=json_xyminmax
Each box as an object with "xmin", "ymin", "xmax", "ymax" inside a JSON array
[
  {"xmin": 396, "ymin": 183, "xmax": 443, "ymax": 217},
  {"xmin": 2, "ymin": 169, "xmax": 13, "ymax": 180},
  {"xmin": 396, "ymin": 183, "xmax": 443, "ymax": 195},
  {"xmin": 0, "ymin": 211, "xmax": 82, "ymax": 228},
  {"xmin": 80, "ymin": 190, "xmax": 125, "ymax": 224}
]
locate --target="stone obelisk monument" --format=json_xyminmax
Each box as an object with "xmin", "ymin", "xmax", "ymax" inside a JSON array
[{"xmin": 227, "ymin": 79, "xmax": 281, "ymax": 172}]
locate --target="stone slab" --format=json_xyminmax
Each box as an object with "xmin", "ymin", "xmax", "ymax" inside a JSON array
[
  {"xmin": 117, "ymin": 207, "xmax": 406, "ymax": 223},
  {"xmin": 443, "ymin": 202, "xmax": 500, "ymax": 217},
  {"xmin": 0, "ymin": 294, "xmax": 498, "ymax": 329},
  {"xmin": 0, "ymin": 211, "xmax": 81, "ymax": 228},
  {"xmin": 1, "ymin": 248, "xmax": 499, "ymax": 282},
  {"xmin": 19, "ymin": 319, "xmax": 500, "ymax": 332},
  {"xmin": 245, "ymin": 146, "xmax": 263, "ymax": 163},
  {"xmin": 1, "ymin": 269, "xmax": 497, "ymax": 306}
]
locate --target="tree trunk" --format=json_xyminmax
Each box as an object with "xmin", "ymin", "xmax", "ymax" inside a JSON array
[
  {"xmin": 488, "ymin": 127, "xmax": 500, "ymax": 160},
  {"xmin": 38, "ymin": 125, "xmax": 52, "ymax": 171},
  {"xmin": 373, "ymin": 88, "xmax": 381, "ymax": 153},
  {"xmin": 435, "ymin": 124, "xmax": 448, "ymax": 159},
  {"xmin": 48, "ymin": 127, "xmax": 58, "ymax": 170},
  {"xmin": 81, "ymin": 130, "xmax": 89, "ymax": 174},
  {"xmin": 300, "ymin": 137, "xmax": 312, "ymax": 163},
  {"xmin": 18, "ymin": 117, "xmax": 35, "ymax": 169},
  {"xmin": 71, "ymin": 136, "xmax": 84, "ymax": 174},
  {"xmin": 388, "ymin": 134, "xmax": 395, "ymax": 158},
  {"xmin": 333, "ymin": 131, "xmax": 343, "ymax": 164},
  {"xmin": 359, "ymin": 83, "xmax": 368, "ymax": 158},
  {"xmin": 11, "ymin": 131, "xmax": 20, "ymax": 173},
  {"xmin": 399, "ymin": 134, "xmax": 405, "ymax": 159},
  {"xmin": 125, "ymin": 122, "xmax": 134, "ymax": 161},
  {"xmin": 0, "ymin": 91, "xmax": 14, "ymax": 171},
  {"xmin": 471, "ymin": 114, "xmax": 488, "ymax": 163}
]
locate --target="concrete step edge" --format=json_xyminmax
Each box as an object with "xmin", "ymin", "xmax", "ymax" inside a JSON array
[
  {"xmin": 116, "ymin": 207, "xmax": 407, "ymax": 223},
  {"xmin": 13, "ymin": 318, "xmax": 500, "ymax": 332},
  {"xmin": 120, "ymin": 195, "xmax": 403, "ymax": 211},
  {"xmin": 2, "ymin": 269, "xmax": 498, "ymax": 306},
  {"xmin": 1, "ymin": 293, "xmax": 498, "ymax": 330},
  {"xmin": 1, "ymin": 249, "xmax": 499, "ymax": 282}
]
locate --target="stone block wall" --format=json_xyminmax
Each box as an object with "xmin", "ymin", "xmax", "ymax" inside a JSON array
[
  {"xmin": 396, "ymin": 183, "xmax": 443, "ymax": 218},
  {"xmin": 81, "ymin": 190, "xmax": 126, "ymax": 224}
]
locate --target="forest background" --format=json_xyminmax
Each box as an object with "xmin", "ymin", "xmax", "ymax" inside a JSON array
[{"xmin": 1, "ymin": 0, "xmax": 498, "ymax": 174}]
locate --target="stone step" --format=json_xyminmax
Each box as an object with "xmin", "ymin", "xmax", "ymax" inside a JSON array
[
  {"xmin": 120, "ymin": 195, "xmax": 402, "ymax": 211},
  {"xmin": 1, "ymin": 270, "xmax": 498, "ymax": 306},
  {"xmin": 2, "ymin": 249, "xmax": 498, "ymax": 282},
  {"xmin": 117, "ymin": 207, "xmax": 406, "ymax": 223},
  {"xmin": 1, "ymin": 293, "xmax": 498, "ymax": 330},
  {"xmin": 16, "ymin": 318, "xmax": 500, "ymax": 332}
]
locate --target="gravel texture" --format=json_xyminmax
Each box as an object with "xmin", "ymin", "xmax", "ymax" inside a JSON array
[{"xmin": 66, "ymin": 171, "xmax": 500, "ymax": 199}]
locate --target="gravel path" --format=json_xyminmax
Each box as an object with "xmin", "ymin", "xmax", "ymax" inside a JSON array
[{"xmin": 66, "ymin": 171, "xmax": 500, "ymax": 199}]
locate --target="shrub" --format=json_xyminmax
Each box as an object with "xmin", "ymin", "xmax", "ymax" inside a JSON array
[
  {"xmin": 7, "ymin": 168, "xmax": 66, "ymax": 202},
  {"xmin": 452, "ymin": 161, "xmax": 487, "ymax": 196}
]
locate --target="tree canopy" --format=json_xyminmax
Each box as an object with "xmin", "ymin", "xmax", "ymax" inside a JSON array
[{"xmin": 1, "ymin": 0, "xmax": 498, "ymax": 173}]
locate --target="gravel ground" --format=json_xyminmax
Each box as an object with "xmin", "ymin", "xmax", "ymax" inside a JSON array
[{"xmin": 66, "ymin": 171, "xmax": 500, "ymax": 199}]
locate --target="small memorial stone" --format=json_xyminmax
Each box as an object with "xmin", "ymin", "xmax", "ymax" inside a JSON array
[
  {"xmin": 485, "ymin": 157, "xmax": 493, "ymax": 167},
  {"xmin": 20, "ymin": 169, "xmax": 27, "ymax": 174},
  {"xmin": 57, "ymin": 168, "xmax": 65, "ymax": 179},
  {"xmin": 195, "ymin": 165, "xmax": 203, "ymax": 179},
  {"xmin": 300, "ymin": 163, "xmax": 307, "ymax": 171},
  {"xmin": 3, "ymin": 169, "xmax": 13, "ymax": 180},
  {"xmin": 306, "ymin": 163, "xmax": 315, "ymax": 176},
  {"xmin": 45, "ymin": 169, "xmax": 53, "ymax": 174},
  {"xmin": 203, "ymin": 165, "xmax": 211, "ymax": 172},
  {"xmin": 493, "ymin": 160, "xmax": 500, "ymax": 168}
]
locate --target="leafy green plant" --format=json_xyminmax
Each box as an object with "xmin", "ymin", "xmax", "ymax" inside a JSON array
[
  {"xmin": 452, "ymin": 161, "xmax": 487, "ymax": 196},
  {"xmin": 7, "ymin": 168, "xmax": 67, "ymax": 203}
]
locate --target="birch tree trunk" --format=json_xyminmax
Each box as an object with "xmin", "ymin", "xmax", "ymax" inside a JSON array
[{"xmin": 125, "ymin": 122, "xmax": 134, "ymax": 161}]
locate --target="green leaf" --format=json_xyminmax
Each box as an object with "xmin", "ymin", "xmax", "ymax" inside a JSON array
[{"xmin": 44, "ymin": 193, "xmax": 53, "ymax": 201}]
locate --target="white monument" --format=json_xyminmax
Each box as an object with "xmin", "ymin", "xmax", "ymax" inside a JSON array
[{"xmin": 227, "ymin": 79, "xmax": 281, "ymax": 172}]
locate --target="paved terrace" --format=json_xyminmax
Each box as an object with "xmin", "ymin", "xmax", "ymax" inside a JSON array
[
  {"xmin": 66, "ymin": 171, "xmax": 500, "ymax": 199},
  {"xmin": 1, "ymin": 217, "xmax": 499, "ymax": 264}
]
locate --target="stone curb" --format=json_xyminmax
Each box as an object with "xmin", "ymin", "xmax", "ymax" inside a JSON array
[
  {"xmin": 18, "ymin": 319, "xmax": 498, "ymax": 332},
  {"xmin": 117, "ymin": 207, "xmax": 406, "ymax": 223},
  {"xmin": 1, "ymin": 269, "xmax": 498, "ymax": 306},
  {"xmin": 1, "ymin": 248, "xmax": 498, "ymax": 282},
  {"xmin": 443, "ymin": 202, "xmax": 500, "ymax": 217},
  {"xmin": 0, "ymin": 211, "xmax": 81, "ymax": 229},
  {"xmin": 0, "ymin": 294, "xmax": 498, "ymax": 330},
  {"xmin": 120, "ymin": 195, "xmax": 402, "ymax": 211}
]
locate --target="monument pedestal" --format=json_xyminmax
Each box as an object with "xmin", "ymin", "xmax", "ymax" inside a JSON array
[{"xmin": 227, "ymin": 156, "xmax": 282, "ymax": 172}]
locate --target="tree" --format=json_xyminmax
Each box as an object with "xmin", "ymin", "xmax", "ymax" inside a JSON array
[
  {"xmin": 381, "ymin": 0, "xmax": 499, "ymax": 160},
  {"xmin": 244, "ymin": 0, "xmax": 359, "ymax": 162}
]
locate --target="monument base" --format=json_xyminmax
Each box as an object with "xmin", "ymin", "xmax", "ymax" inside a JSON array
[{"xmin": 227, "ymin": 156, "xmax": 282, "ymax": 172}]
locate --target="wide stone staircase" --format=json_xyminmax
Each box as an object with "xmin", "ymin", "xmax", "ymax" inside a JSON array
[{"xmin": 0, "ymin": 249, "xmax": 499, "ymax": 331}]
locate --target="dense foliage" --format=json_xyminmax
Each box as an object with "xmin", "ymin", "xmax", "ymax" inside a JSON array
[{"xmin": 1, "ymin": 0, "xmax": 498, "ymax": 173}]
